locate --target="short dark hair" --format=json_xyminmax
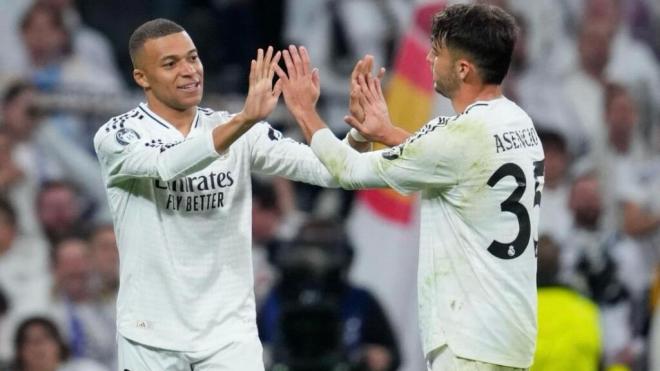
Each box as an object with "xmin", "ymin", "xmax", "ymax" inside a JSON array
[
  {"xmin": 537, "ymin": 129, "xmax": 567, "ymax": 154},
  {"xmin": 2, "ymin": 81, "xmax": 33, "ymax": 106},
  {"xmin": 129, "ymin": 18, "xmax": 185, "ymax": 67},
  {"xmin": 431, "ymin": 4, "xmax": 518, "ymax": 84},
  {"xmin": 13, "ymin": 316, "xmax": 70, "ymax": 369}
]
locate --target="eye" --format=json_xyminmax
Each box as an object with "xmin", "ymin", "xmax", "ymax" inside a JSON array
[
  {"xmin": 163, "ymin": 61, "xmax": 175, "ymax": 69},
  {"xmin": 190, "ymin": 54, "xmax": 198, "ymax": 62}
]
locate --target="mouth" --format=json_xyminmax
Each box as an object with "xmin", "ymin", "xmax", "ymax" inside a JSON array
[{"xmin": 177, "ymin": 81, "xmax": 201, "ymax": 92}]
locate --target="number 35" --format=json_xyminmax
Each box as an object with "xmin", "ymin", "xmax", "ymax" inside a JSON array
[{"xmin": 486, "ymin": 160, "xmax": 544, "ymax": 259}]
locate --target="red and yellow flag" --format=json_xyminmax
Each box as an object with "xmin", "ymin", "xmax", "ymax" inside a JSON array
[{"xmin": 357, "ymin": 0, "xmax": 445, "ymax": 225}]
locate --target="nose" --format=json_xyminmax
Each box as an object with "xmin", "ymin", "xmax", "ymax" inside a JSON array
[{"xmin": 180, "ymin": 61, "xmax": 196, "ymax": 75}]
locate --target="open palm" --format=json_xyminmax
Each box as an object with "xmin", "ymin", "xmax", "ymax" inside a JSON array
[{"xmin": 241, "ymin": 46, "xmax": 282, "ymax": 124}]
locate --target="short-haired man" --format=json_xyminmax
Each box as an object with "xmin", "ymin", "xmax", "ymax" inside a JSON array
[
  {"xmin": 94, "ymin": 19, "xmax": 353, "ymax": 370},
  {"xmin": 276, "ymin": 4, "xmax": 544, "ymax": 370}
]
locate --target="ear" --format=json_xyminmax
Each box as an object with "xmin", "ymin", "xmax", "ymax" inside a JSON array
[
  {"xmin": 133, "ymin": 69, "xmax": 149, "ymax": 90},
  {"xmin": 456, "ymin": 59, "xmax": 471, "ymax": 81}
]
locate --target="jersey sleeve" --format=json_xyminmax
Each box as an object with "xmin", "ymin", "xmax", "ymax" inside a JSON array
[
  {"xmin": 93, "ymin": 120, "xmax": 220, "ymax": 186},
  {"xmin": 245, "ymin": 122, "xmax": 339, "ymax": 188},
  {"xmin": 310, "ymin": 121, "xmax": 459, "ymax": 194}
]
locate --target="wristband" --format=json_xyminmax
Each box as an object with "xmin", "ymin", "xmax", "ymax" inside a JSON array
[{"xmin": 349, "ymin": 128, "xmax": 368, "ymax": 143}]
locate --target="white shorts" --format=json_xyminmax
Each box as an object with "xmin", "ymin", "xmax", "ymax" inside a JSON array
[
  {"xmin": 117, "ymin": 334, "xmax": 264, "ymax": 371},
  {"xmin": 427, "ymin": 345, "xmax": 528, "ymax": 371}
]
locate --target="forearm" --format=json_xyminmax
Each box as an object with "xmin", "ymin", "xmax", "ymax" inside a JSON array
[
  {"xmin": 211, "ymin": 112, "xmax": 257, "ymax": 153},
  {"xmin": 380, "ymin": 126, "xmax": 411, "ymax": 147},
  {"xmin": 310, "ymin": 128, "xmax": 387, "ymax": 190},
  {"xmin": 290, "ymin": 108, "xmax": 327, "ymax": 143}
]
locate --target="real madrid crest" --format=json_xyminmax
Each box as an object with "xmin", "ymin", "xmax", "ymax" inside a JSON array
[{"xmin": 116, "ymin": 128, "xmax": 141, "ymax": 146}]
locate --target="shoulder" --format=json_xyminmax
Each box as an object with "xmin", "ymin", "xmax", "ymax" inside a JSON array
[
  {"xmin": 197, "ymin": 106, "xmax": 233, "ymax": 127},
  {"xmin": 94, "ymin": 107, "xmax": 145, "ymax": 151}
]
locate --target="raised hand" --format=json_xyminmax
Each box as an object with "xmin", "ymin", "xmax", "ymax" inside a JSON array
[
  {"xmin": 344, "ymin": 73, "xmax": 396, "ymax": 145},
  {"xmin": 239, "ymin": 46, "xmax": 282, "ymax": 125},
  {"xmin": 274, "ymin": 45, "xmax": 320, "ymax": 118},
  {"xmin": 349, "ymin": 55, "xmax": 386, "ymax": 123}
]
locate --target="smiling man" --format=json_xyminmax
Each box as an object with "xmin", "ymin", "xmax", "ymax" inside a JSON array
[{"xmin": 93, "ymin": 19, "xmax": 346, "ymax": 370}]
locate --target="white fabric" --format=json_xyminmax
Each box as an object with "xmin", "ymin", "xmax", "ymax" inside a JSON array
[
  {"xmin": 58, "ymin": 358, "xmax": 108, "ymax": 371},
  {"xmin": 428, "ymin": 345, "xmax": 527, "ymax": 371},
  {"xmin": 94, "ymin": 103, "xmax": 337, "ymax": 351},
  {"xmin": 311, "ymin": 97, "xmax": 543, "ymax": 368},
  {"xmin": 117, "ymin": 333, "xmax": 263, "ymax": 371},
  {"xmin": 0, "ymin": 235, "xmax": 51, "ymax": 360},
  {"xmin": 538, "ymin": 184, "xmax": 571, "ymax": 243}
]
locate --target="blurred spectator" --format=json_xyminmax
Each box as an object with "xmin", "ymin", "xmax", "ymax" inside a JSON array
[
  {"xmin": 0, "ymin": 198, "xmax": 51, "ymax": 363},
  {"xmin": 36, "ymin": 182, "xmax": 88, "ymax": 246},
  {"xmin": 532, "ymin": 234, "xmax": 601, "ymax": 371},
  {"xmin": 19, "ymin": 2, "xmax": 123, "ymax": 148},
  {"xmin": 87, "ymin": 225, "xmax": 118, "ymax": 310},
  {"xmin": 0, "ymin": 198, "xmax": 51, "ymax": 315},
  {"xmin": 564, "ymin": 171, "xmax": 639, "ymax": 368},
  {"xmin": 20, "ymin": 3, "xmax": 121, "ymax": 95},
  {"xmin": 11, "ymin": 316, "xmax": 107, "ymax": 371},
  {"xmin": 258, "ymin": 219, "xmax": 400, "ymax": 371},
  {"xmin": 1, "ymin": 82, "xmax": 110, "ymax": 228},
  {"xmin": 501, "ymin": 9, "xmax": 586, "ymax": 156},
  {"xmin": 48, "ymin": 238, "xmax": 116, "ymax": 370},
  {"xmin": 252, "ymin": 178, "xmax": 284, "ymax": 308},
  {"xmin": 537, "ymin": 129, "xmax": 573, "ymax": 243},
  {"xmin": 36, "ymin": 0, "xmax": 123, "ymax": 87},
  {"xmin": 587, "ymin": 0, "xmax": 660, "ymax": 153},
  {"xmin": 284, "ymin": 0, "xmax": 410, "ymax": 133},
  {"xmin": 562, "ymin": 17, "xmax": 612, "ymax": 156}
]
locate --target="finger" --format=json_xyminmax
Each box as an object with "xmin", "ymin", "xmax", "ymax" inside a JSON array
[
  {"xmin": 344, "ymin": 115, "xmax": 363, "ymax": 129},
  {"xmin": 263, "ymin": 46, "xmax": 274, "ymax": 77},
  {"xmin": 358, "ymin": 87, "xmax": 371, "ymax": 107},
  {"xmin": 282, "ymin": 49, "xmax": 296, "ymax": 80},
  {"xmin": 249, "ymin": 59, "xmax": 257, "ymax": 87},
  {"xmin": 361, "ymin": 55, "xmax": 374, "ymax": 75},
  {"xmin": 274, "ymin": 63, "xmax": 289, "ymax": 83},
  {"xmin": 375, "ymin": 77, "xmax": 386, "ymax": 100},
  {"xmin": 300, "ymin": 46, "xmax": 311, "ymax": 76},
  {"xmin": 368, "ymin": 74, "xmax": 379, "ymax": 99},
  {"xmin": 311, "ymin": 68, "xmax": 320, "ymax": 89},
  {"xmin": 273, "ymin": 79, "xmax": 283, "ymax": 99},
  {"xmin": 288, "ymin": 45, "xmax": 304, "ymax": 77},
  {"xmin": 268, "ymin": 51, "xmax": 282, "ymax": 81},
  {"xmin": 256, "ymin": 48, "xmax": 264, "ymax": 79},
  {"xmin": 377, "ymin": 67, "xmax": 386, "ymax": 80},
  {"xmin": 358, "ymin": 74, "xmax": 374, "ymax": 104},
  {"xmin": 351, "ymin": 60, "xmax": 363, "ymax": 83}
]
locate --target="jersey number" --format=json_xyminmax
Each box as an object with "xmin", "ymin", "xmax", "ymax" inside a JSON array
[{"xmin": 486, "ymin": 161, "xmax": 544, "ymax": 259}]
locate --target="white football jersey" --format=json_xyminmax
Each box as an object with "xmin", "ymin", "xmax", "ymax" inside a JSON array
[
  {"xmin": 94, "ymin": 103, "xmax": 337, "ymax": 351},
  {"xmin": 311, "ymin": 97, "xmax": 544, "ymax": 368}
]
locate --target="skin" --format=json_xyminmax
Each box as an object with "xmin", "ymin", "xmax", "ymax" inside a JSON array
[
  {"xmin": 19, "ymin": 324, "xmax": 61, "ymax": 371},
  {"xmin": 277, "ymin": 37, "xmax": 503, "ymax": 148},
  {"xmin": 131, "ymin": 31, "xmax": 281, "ymax": 152}
]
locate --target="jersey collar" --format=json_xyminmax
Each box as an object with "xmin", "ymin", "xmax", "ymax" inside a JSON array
[
  {"xmin": 463, "ymin": 95, "xmax": 507, "ymax": 114},
  {"xmin": 138, "ymin": 102, "xmax": 201, "ymax": 135}
]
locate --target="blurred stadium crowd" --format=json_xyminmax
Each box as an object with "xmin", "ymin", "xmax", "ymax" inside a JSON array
[{"xmin": 0, "ymin": 0, "xmax": 659, "ymax": 370}]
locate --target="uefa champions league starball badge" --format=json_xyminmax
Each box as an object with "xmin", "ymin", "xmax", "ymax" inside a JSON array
[{"xmin": 116, "ymin": 128, "xmax": 141, "ymax": 145}]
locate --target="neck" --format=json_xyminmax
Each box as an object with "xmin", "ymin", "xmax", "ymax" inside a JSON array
[
  {"xmin": 145, "ymin": 95, "xmax": 197, "ymax": 136},
  {"xmin": 451, "ymin": 84, "xmax": 503, "ymax": 114}
]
